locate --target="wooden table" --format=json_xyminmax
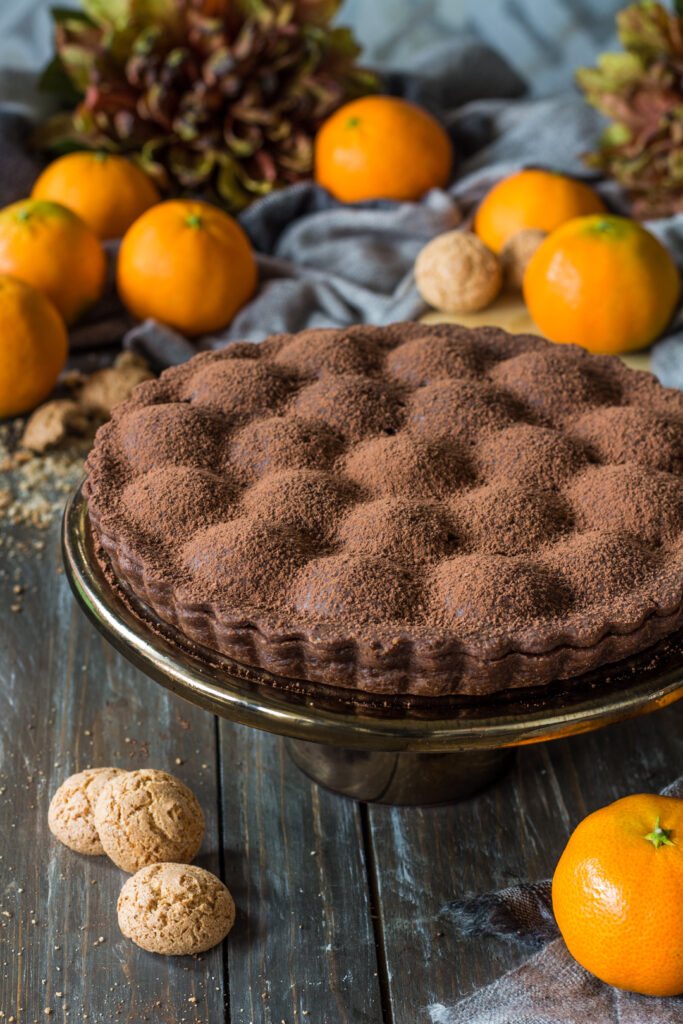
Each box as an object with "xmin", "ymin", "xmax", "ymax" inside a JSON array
[
  {"xmin": 420, "ymin": 295, "xmax": 654, "ymax": 375},
  {"xmin": 1, "ymin": 317, "xmax": 680, "ymax": 1021}
]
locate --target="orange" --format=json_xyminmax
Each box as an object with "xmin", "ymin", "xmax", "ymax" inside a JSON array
[
  {"xmin": 523, "ymin": 214, "xmax": 679, "ymax": 355},
  {"xmin": 314, "ymin": 95, "xmax": 453, "ymax": 203},
  {"xmin": 117, "ymin": 199, "xmax": 257, "ymax": 336},
  {"xmin": 32, "ymin": 151, "xmax": 160, "ymax": 240},
  {"xmin": 552, "ymin": 793, "xmax": 683, "ymax": 996},
  {"xmin": 474, "ymin": 169, "xmax": 606, "ymax": 253},
  {"xmin": 0, "ymin": 199, "xmax": 106, "ymax": 325},
  {"xmin": 0, "ymin": 275, "xmax": 68, "ymax": 418}
]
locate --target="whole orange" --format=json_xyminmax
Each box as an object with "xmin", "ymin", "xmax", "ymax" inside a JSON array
[
  {"xmin": 0, "ymin": 199, "xmax": 106, "ymax": 325},
  {"xmin": 552, "ymin": 793, "xmax": 683, "ymax": 996},
  {"xmin": 523, "ymin": 214, "xmax": 679, "ymax": 355},
  {"xmin": 117, "ymin": 199, "xmax": 257, "ymax": 336},
  {"xmin": 0, "ymin": 275, "xmax": 68, "ymax": 418},
  {"xmin": 474, "ymin": 169, "xmax": 606, "ymax": 253},
  {"xmin": 314, "ymin": 95, "xmax": 453, "ymax": 203},
  {"xmin": 32, "ymin": 152, "xmax": 160, "ymax": 240}
]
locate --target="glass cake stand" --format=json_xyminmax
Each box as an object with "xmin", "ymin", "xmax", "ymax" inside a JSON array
[{"xmin": 62, "ymin": 481, "xmax": 683, "ymax": 805}]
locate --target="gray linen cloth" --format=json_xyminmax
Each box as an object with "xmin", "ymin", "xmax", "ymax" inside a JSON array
[{"xmin": 432, "ymin": 776, "xmax": 683, "ymax": 1024}]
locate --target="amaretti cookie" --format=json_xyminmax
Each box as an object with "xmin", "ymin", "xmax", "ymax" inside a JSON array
[
  {"xmin": 48, "ymin": 767, "xmax": 127, "ymax": 855},
  {"xmin": 94, "ymin": 769, "xmax": 204, "ymax": 873},
  {"xmin": 117, "ymin": 863, "xmax": 235, "ymax": 955}
]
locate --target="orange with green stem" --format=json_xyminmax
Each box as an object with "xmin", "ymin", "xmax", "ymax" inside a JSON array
[
  {"xmin": 32, "ymin": 151, "xmax": 160, "ymax": 240},
  {"xmin": 523, "ymin": 213, "xmax": 679, "ymax": 354},
  {"xmin": 474, "ymin": 168, "xmax": 606, "ymax": 253},
  {"xmin": 314, "ymin": 95, "xmax": 453, "ymax": 203},
  {"xmin": 117, "ymin": 199, "xmax": 257, "ymax": 336},
  {"xmin": 552, "ymin": 793, "xmax": 683, "ymax": 996},
  {"xmin": 0, "ymin": 199, "xmax": 106, "ymax": 324}
]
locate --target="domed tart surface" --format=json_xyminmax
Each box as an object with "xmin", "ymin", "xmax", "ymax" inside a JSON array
[{"xmin": 84, "ymin": 324, "xmax": 683, "ymax": 697}]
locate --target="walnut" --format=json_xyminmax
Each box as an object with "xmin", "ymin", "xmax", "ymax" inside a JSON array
[
  {"xmin": 415, "ymin": 231, "xmax": 502, "ymax": 313},
  {"xmin": 500, "ymin": 229, "xmax": 548, "ymax": 289},
  {"xmin": 20, "ymin": 400, "xmax": 89, "ymax": 453},
  {"xmin": 78, "ymin": 359, "xmax": 154, "ymax": 418}
]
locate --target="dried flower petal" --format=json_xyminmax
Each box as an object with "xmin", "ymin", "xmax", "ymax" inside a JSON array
[
  {"xmin": 37, "ymin": 0, "xmax": 379, "ymax": 212},
  {"xmin": 577, "ymin": 1, "xmax": 683, "ymax": 219}
]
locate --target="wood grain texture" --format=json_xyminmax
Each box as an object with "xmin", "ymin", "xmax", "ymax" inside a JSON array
[
  {"xmin": 367, "ymin": 702, "xmax": 682, "ymax": 1024},
  {"xmin": 219, "ymin": 723, "xmax": 383, "ymax": 1024},
  {"xmin": 1, "ymin": 507, "xmax": 681, "ymax": 1024},
  {"xmin": 0, "ymin": 523, "xmax": 227, "ymax": 1024},
  {"xmin": 420, "ymin": 302, "xmax": 654, "ymax": 375},
  {"xmin": 0, "ymin": 518, "xmax": 385, "ymax": 1024}
]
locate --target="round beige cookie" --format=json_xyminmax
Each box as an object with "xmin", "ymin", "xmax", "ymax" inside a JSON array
[
  {"xmin": 117, "ymin": 862, "xmax": 235, "ymax": 955},
  {"xmin": 48, "ymin": 767, "xmax": 127, "ymax": 855},
  {"xmin": 94, "ymin": 768, "xmax": 204, "ymax": 873}
]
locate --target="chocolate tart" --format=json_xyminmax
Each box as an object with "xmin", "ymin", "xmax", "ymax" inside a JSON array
[{"xmin": 84, "ymin": 323, "xmax": 683, "ymax": 697}]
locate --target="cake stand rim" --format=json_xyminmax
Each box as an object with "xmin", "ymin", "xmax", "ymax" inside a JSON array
[{"xmin": 62, "ymin": 480, "xmax": 683, "ymax": 753}]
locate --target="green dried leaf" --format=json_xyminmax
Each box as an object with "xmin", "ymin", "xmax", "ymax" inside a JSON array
[
  {"xmin": 321, "ymin": 25, "xmax": 362, "ymax": 61},
  {"xmin": 668, "ymin": 146, "xmax": 683, "ymax": 179},
  {"xmin": 81, "ymin": 0, "xmax": 129, "ymax": 27},
  {"xmin": 58, "ymin": 44, "xmax": 100, "ymax": 91},
  {"xmin": 225, "ymin": 124, "xmax": 263, "ymax": 156},
  {"xmin": 292, "ymin": 0, "xmax": 342, "ymax": 27},
  {"xmin": 168, "ymin": 144, "xmax": 217, "ymax": 187},
  {"xmin": 602, "ymin": 121, "xmax": 633, "ymax": 146},
  {"xmin": 617, "ymin": 1, "xmax": 683, "ymax": 60},
  {"xmin": 575, "ymin": 53, "xmax": 643, "ymax": 101},
  {"xmin": 50, "ymin": 7, "xmax": 97, "ymax": 28},
  {"xmin": 82, "ymin": 0, "xmax": 180, "ymax": 31},
  {"xmin": 37, "ymin": 56, "xmax": 83, "ymax": 104},
  {"xmin": 215, "ymin": 154, "xmax": 252, "ymax": 208},
  {"xmin": 32, "ymin": 111, "xmax": 86, "ymax": 150}
]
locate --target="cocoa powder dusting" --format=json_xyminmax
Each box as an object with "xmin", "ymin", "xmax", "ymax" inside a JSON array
[{"xmin": 83, "ymin": 323, "xmax": 683, "ymax": 696}]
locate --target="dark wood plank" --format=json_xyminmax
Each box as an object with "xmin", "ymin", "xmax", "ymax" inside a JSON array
[
  {"xmin": 0, "ymin": 520, "xmax": 227, "ymax": 1024},
  {"xmin": 3, "ymin": 469, "xmax": 681, "ymax": 1024},
  {"xmin": 367, "ymin": 702, "xmax": 683, "ymax": 1023},
  {"xmin": 219, "ymin": 724, "xmax": 384, "ymax": 1024}
]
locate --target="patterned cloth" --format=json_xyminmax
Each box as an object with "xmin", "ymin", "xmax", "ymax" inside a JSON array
[{"xmin": 432, "ymin": 777, "xmax": 683, "ymax": 1024}]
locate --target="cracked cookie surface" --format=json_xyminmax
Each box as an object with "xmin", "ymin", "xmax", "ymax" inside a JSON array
[
  {"xmin": 94, "ymin": 768, "xmax": 204, "ymax": 873},
  {"xmin": 117, "ymin": 862, "xmax": 234, "ymax": 955},
  {"xmin": 48, "ymin": 767, "xmax": 127, "ymax": 856}
]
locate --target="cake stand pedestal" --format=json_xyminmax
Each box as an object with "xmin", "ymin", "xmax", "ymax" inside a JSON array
[{"xmin": 62, "ymin": 482, "xmax": 683, "ymax": 805}]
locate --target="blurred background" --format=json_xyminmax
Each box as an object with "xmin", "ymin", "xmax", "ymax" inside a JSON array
[{"xmin": 0, "ymin": 0, "xmax": 625, "ymax": 112}]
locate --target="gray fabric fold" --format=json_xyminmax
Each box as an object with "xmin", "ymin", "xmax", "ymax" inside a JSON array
[
  {"xmin": 432, "ymin": 776, "xmax": 683, "ymax": 1024},
  {"xmin": 429, "ymin": 939, "xmax": 683, "ymax": 1024}
]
